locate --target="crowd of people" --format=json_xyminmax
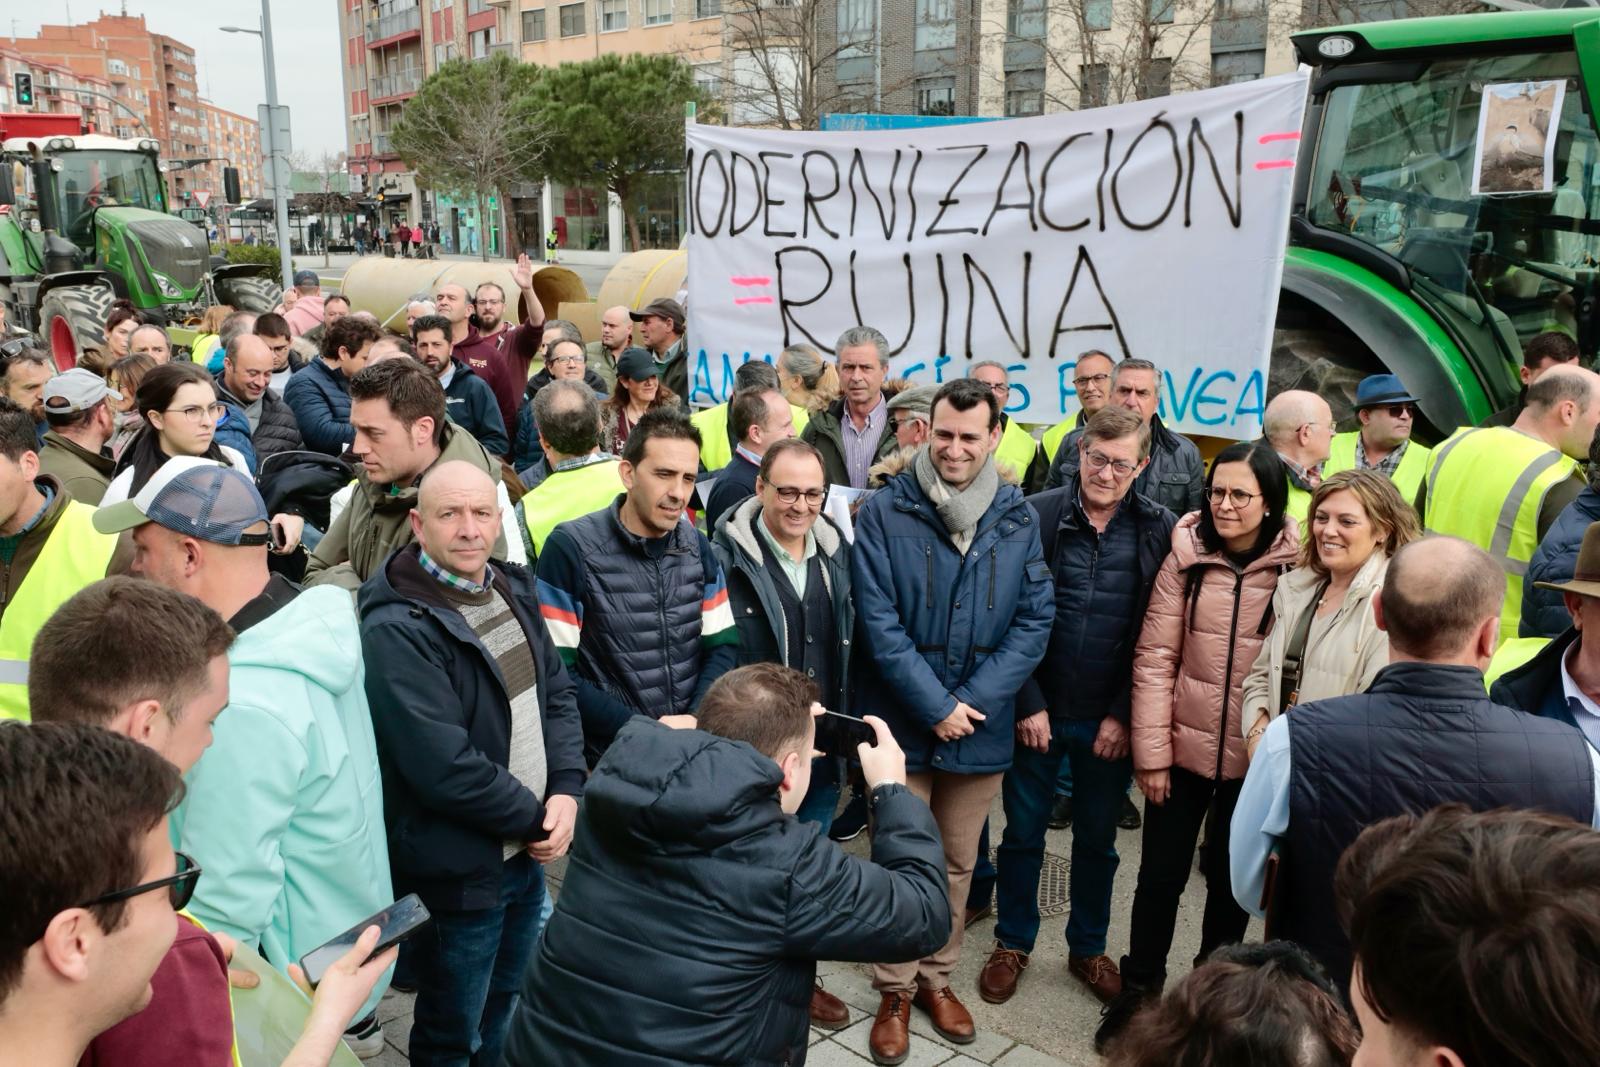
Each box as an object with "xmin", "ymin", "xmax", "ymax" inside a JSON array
[{"xmin": 1, "ymin": 264, "xmax": 1599, "ymax": 1067}]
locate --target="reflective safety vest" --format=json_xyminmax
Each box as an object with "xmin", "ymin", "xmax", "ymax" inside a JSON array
[
  {"xmin": 995, "ymin": 417, "xmax": 1040, "ymax": 484},
  {"xmin": 1285, "ymin": 479, "xmax": 1312, "ymax": 527},
  {"xmin": 1042, "ymin": 417, "xmax": 1078, "ymax": 464},
  {"xmin": 1324, "ymin": 432, "xmax": 1432, "ymax": 506},
  {"xmin": 521, "ymin": 456, "xmax": 627, "ymax": 557},
  {"xmin": 691, "ymin": 402, "xmax": 811, "ymax": 471},
  {"xmin": 0, "ymin": 500, "xmax": 116, "ymax": 721},
  {"xmin": 1485, "ymin": 636, "xmax": 1550, "ymax": 691},
  {"xmin": 1424, "ymin": 426, "xmax": 1578, "ymax": 646}
]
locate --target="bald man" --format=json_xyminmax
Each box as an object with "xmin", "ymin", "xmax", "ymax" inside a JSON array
[
  {"xmin": 217, "ymin": 333, "xmax": 304, "ymax": 463},
  {"xmin": 586, "ymin": 305, "xmax": 633, "ymax": 392},
  {"xmin": 359, "ymin": 458, "xmax": 585, "ymax": 1067},
  {"xmin": 1423, "ymin": 365, "xmax": 1600, "ymax": 642},
  {"xmin": 450, "ymin": 255, "xmax": 549, "ymax": 438},
  {"xmin": 1229, "ymin": 535, "xmax": 1600, "ymax": 999},
  {"xmin": 1262, "ymin": 389, "xmax": 1334, "ymax": 524}
]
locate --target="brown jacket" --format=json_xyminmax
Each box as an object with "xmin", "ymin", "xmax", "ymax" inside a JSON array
[
  {"xmin": 37, "ymin": 430, "xmax": 115, "ymax": 506},
  {"xmin": 1131, "ymin": 511, "xmax": 1301, "ymax": 781}
]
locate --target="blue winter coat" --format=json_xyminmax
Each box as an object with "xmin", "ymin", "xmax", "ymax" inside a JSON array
[
  {"xmin": 283, "ymin": 358, "xmax": 355, "ymax": 456},
  {"xmin": 213, "ymin": 395, "xmax": 258, "ymax": 474},
  {"xmin": 851, "ymin": 466, "xmax": 1054, "ymax": 774},
  {"xmin": 1523, "ymin": 486, "xmax": 1600, "ymax": 638},
  {"xmin": 442, "ymin": 359, "xmax": 509, "ymax": 457}
]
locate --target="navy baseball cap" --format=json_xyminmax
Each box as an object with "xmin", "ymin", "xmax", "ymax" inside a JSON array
[
  {"xmin": 1354, "ymin": 373, "xmax": 1418, "ymax": 409},
  {"xmin": 616, "ymin": 347, "xmax": 659, "ymax": 382},
  {"xmin": 94, "ymin": 457, "xmax": 271, "ymax": 546}
]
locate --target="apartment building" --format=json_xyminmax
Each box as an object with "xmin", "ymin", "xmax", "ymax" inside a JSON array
[
  {"xmin": 0, "ymin": 50, "xmax": 115, "ymax": 131},
  {"xmin": 189, "ymin": 101, "xmax": 264, "ymax": 205}
]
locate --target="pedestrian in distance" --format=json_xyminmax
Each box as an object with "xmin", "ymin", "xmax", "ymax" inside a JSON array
[{"xmin": 1095, "ymin": 440, "xmax": 1298, "ymax": 1047}]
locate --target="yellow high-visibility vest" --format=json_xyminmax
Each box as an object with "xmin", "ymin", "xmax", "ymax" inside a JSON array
[
  {"xmin": 521, "ymin": 457, "xmax": 626, "ymax": 557},
  {"xmin": 691, "ymin": 403, "xmax": 811, "ymax": 471},
  {"xmin": 995, "ymin": 417, "xmax": 1040, "ymax": 485},
  {"xmin": 0, "ymin": 500, "xmax": 115, "ymax": 721},
  {"xmin": 1424, "ymin": 426, "xmax": 1578, "ymax": 646},
  {"xmin": 1042, "ymin": 417, "xmax": 1078, "ymax": 464},
  {"xmin": 1324, "ymin": 431, "xmax": 1432, "ymax": 506}
]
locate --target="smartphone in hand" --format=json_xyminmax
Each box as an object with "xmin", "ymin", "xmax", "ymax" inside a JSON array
[
  {"xmin": 297, "ymin": 894, "xmax": 431, "ymax": 986},
  {"xmin": 815, "ymin": 710, "xmax": 876, "ymax": 759}
]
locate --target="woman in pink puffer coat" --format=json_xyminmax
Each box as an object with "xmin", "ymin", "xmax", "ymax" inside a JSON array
[{"xmin": 1099, "ymin": 441, "xmax": 1300, "ymax": 1040}]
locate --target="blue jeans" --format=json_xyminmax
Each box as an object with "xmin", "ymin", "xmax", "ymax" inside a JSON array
[
  {"xmin": 409, "ymin": 854, "xmax": 547, "ymax": 1067},
  {"xmin": 795, "ymin": 756, "xmax": 842, "ymax": 829},
  {"xmin": 995, "ymin": 717, "xmax": 1131, "ymax": 957},
  {"xmin": 969, "ymin": 754, "xmax": 1079, "ymax": 912}
]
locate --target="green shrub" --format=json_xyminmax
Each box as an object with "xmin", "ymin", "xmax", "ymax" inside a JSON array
[{"xmin": 224, "ymin": 243, "xmax": 282, "ymax": 266}]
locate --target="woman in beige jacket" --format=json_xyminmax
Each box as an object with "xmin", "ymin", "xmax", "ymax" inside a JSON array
[{"xmin": 1240, "ymin": 469, "xmax": 1421, "ymax": 758}]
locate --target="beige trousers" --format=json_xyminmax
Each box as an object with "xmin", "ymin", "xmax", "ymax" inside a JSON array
[{"xmin": 872, "ymin": 769, "xmax": 1004, "ymax": 993}]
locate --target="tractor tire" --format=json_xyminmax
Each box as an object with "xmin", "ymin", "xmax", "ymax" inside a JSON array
[
  {"xmin": 216, "ymin": 274, "xmax": 282, "ymax": 313},
  {"xmin": 39, "ymin": 284, "xmax": 115, "ymax": 372}
]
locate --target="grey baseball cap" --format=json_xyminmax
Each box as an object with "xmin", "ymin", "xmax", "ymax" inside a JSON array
[
  {"xmin": 42, "ymin": 368, "xmax": 122, "ymax": 415},
  {"xmin": 94, "ymin": 457, "xmax": 271, "ymax": 546}
]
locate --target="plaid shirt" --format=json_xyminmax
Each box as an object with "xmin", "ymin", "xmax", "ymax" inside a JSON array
[
  {"xmin": 1354, "ymin": 436, "xmax": 1408, "ymax": 478},
  {"xmin": 419, "ymin": 548, "xmax": 493, "ymax": 595}
]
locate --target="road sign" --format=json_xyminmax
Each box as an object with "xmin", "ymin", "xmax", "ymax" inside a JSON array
[{"xmin": 194, "ymin": 190, "xmax": 211, "ymax": 208}]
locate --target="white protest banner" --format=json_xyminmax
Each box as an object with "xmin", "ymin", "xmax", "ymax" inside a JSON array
[{"xmin": 684, "ymin": 72, "xmax": 1309, "ymax": 439}]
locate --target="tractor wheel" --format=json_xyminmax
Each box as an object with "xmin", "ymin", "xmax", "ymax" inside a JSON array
[
  {"xmin": 39, "ymin": 284, "xmax": 115, "ymax": 372},
  {"xmin": 216, "ymin": 274, "xmax": 282, "ymax": 313}
]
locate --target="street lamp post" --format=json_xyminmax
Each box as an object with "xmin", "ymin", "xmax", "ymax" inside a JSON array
[{"xmin": 222, "ymin": 0, "xmax": 293, "ymax": 292}]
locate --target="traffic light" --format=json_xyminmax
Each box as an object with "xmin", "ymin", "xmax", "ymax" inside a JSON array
[
  {"xmin": 13, "ymin": 73, "xmax": 32, "ymax": 107},
  {"xmin": 376, "ymin": 190, "xmax": 386, "ymax": 203},
  {"xmin": 223, "ymin": 166, "xmax": 241, "ymax": 205}
]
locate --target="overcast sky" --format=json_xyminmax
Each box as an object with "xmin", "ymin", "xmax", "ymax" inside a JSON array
[{"xmin": 16, "ymin": 1, "xmax": 348, "ymax": 157}]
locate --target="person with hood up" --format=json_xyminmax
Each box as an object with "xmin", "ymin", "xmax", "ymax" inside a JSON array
[
  {"xmin": 1095, "ymin": 441, "xmax": 1299, "ymax": 1049},
  {"xmin": 499, "ymin": 664, "xmax": 950, "ymax": 1067}
]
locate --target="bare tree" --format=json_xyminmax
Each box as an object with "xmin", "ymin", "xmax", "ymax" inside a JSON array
[{"xmin": 290, "ymin": 150, "xmax": 349, "ymax": 268}]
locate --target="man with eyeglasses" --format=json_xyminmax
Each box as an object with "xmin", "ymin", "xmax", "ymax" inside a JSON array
[
  {"xmin": 1040, "ymin": 350, "xmax": 1115, "ymax": 467},
  {"xmin": 978, "ymin": 405, "xmax": 1176, "ymax": 1011},
  {"xmin": 703, "ymin": 387, "xmax": 796, "ymax": 531},
  {"xmin": 1262, "ymin": 389, "xmax": 1336, "ymax": 525},
  {"xmin": 447, "ymin": 255, "xmax": 548, "ymax": 438},
  {"xmin": 514, "ymin": 336, "xmax": 609, "ymax": 479},
  {"xmin": 706, "ymin": 438, "xmax": 857, "ymax": 1029},
  {"xmin": 853, "ymin": 378, "xmax": 1053, "ymax": 1062},
  {"xmin": 1044, "ymin": 358, "xmax": 1204, "ymax": 519},
  {"xmin": 970, "ymin": 361, "xmax": 1041, "ymax": 488},
  {"xmin": 1324, "ymin": 374, "xmax": 1431, "ymax": 508},
  {"xmin": 886, "ymin": 384, "xmax": 937, "ymax": 452}
]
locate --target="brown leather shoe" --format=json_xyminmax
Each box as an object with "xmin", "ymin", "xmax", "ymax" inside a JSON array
[
  {"xmin": 1068, "ymin": 953, "xmax": 1124, "ymax": 1004},
  {"xmin": 977, "ymin": 941, "xmax": 1030, "ymax": 1004},
  {"xmin": 963, "ymin": 902, "xmax": 993, "ymax": 927},
  {"xmin": 810, "ymin": 981, "xmax": 849, "ymax": 1028},
  {"xmin": 869, "ymin": 992, "xmax": 912, "ymax": 1065},
  {"xmin": 913, "ymin": 985, "xmax": 976, "ymax": 1044}
]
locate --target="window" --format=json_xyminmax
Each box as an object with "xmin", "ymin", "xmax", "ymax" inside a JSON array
[
  {"xmin": 601, "ymin": 0, "xmax": 629, "ymax": 30},
  {"xmin": 523, "ymin": 8, "xmax": 547, "ymax": 39},
  {"xmin": 560, "ymin": 2, "xmax": 586, "ymax": 35},
  {"xmin": 1140, "ymin": 57, "xmax": 1172, "ymax": 98},
  {"xmin": 1006, "ymin": 0, "xmax": 1044, "ymax": 40},
  {"xmin": 1147, "ymin": 0, "xmax": 1174, "ymax": 22},
  {"xmin": 694, "ymin": 61, "xmax": 723, "ymax": 98},
  {"xmin": 1079, "ymin": 62, "xmax": 1108, "ymax": 108},
  {"xmin": 837, "ymin": 0, "xmax": 875, "ymax": 58},
  {"xmin": 915, "ymin": 76, "xmax": 955, "ymax": 116},
  {"xmin": 1084, "ymin": 0, "xmax": 1111, "ymax": 30},
  {"xmin": 1211, "ymin": 49, "xmax": 1263, "ymax": 84},
  {"xmin": 695, "ymin": 0, "xmax": 721, "ymax": 16},
  {"xmin": 1005, "ymin": 67, "xmax": 1044, "ymax": 116},
  {"xmin": 915, "ymin": 0, "xmax": 955, "ymax": 50},
  {"xmin": 644, "ymin": 0, "xmax": 673, "ymax": 24}
]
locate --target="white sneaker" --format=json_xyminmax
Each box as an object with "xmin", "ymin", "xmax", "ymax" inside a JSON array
[{"xmin": 343, "ymin": 1019, "xmax": 386, "ymax": 1060}]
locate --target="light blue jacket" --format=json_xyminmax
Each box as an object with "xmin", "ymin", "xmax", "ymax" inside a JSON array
[{"xmin": 172, "ymin": 584, "xmax": 393, "ymax": 1016}]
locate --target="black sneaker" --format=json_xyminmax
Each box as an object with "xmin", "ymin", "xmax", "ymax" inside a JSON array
[
  {"xmin": 1118, "ymin": 794, "xmax": 1142, "ymax": 830},
  {"xmin": 829, "ymin": 791, "xmax": 868, "ymax": 842},
  {"xmin": 1094, "ymin": 986, "xmax": 1152, "ymax": 1053},
  {"xmin": 1048, "ymin": 794, "xmax": 1073, "ymax": 829}
]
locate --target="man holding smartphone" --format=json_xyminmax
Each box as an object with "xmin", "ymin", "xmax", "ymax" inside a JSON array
[
  {"xmin": 359, "ymin": 460, "xmax": 586, "ymax": 1067},
  {"xmin": 500, "ymin": 663, "xmax": 949, "ymax": 1067}
]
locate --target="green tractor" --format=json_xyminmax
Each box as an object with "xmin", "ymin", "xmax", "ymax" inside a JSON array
[
  {"xmin": 0, "ymin": 120, "xmax": 283, "ymax": 369},
  {"xmin": 1280, "ymin": 9, "xmax": 1600, "ymax": 436}
]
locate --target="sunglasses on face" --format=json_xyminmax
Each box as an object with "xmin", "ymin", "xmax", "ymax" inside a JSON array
[
  {"xmin": 1374, "ymin": 403, "xmax": 1415, "ymax": 419},
  {"xmin": 80, "ymin": 850, "xmax": 202, "ymax": 913}
]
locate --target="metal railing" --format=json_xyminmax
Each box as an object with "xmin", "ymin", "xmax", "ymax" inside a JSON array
[
  {"xmin": 366, "ymin": 5, "xmax": 422, "ymax": 42},
  {"xmin": 371, "ymin": 67, "xmax": 424, "ymax": 98},
  {"xmin": 372, "ymin": 132, "xmax": 395, "ymax": 155},
  {"xmin": 487, "ymin": 41, "xmax": 517, "ymax": 58}
]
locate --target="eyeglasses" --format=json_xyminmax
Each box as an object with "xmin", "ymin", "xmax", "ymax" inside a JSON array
[
  {"xmin": 164, "ymin": 403, "xmax": 225, "ymax": 422},
  {"xmin": 1082, "ymin": 448, "xmax": 1138, "ymax": 478},
  {"xmin": 982, "ymin": 381, "xmax": 1010, "ymax": 395},
  {"xmin": 770, "ymin": 485, "xmax": 826, "ymax": 506},
  {"xmin": 548, "ymin": 355, "xmax": 585, "ymax": 366},
  {"xmin": 80, "ymin": 850, "xmax": 202, "ymax": 912},
  {"xmin": 888, "ymin": 415, "xmax": 925, "ymax": 433},
  {"xmin": 1298, "ymin": 421, "xmax": 1335, "ymax": 434},
  {"xmin": 1073, "ymin": 372, "xmax": 1110, "ymax": 390},
  {"xmin": 1207, "ymin": 486, "xmax": 1261, "ymax": 508}
]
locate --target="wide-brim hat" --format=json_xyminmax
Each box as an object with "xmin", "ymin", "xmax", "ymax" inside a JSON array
[{"xmin": 1535, "ymin": 521, "xmax": 1600, "ymax": 599}]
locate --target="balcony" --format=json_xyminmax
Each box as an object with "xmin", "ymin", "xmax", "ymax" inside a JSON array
[
  {"xmin": 366, "ymin": 5, "xmax": 422, "ymax": 46},
  {"xmin": 371, "ymin": 67, "xmax": 423, "ymax": 100},
  {"xmin": 489, "ymin": 41, "xmax": 517, "ymax": 58},
  {"xmin": 372, "ymin": 132, "xmax": 396, "ymax": 156}
]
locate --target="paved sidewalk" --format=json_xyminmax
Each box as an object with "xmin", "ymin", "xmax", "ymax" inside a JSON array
[{"xmin": 363, "ymin": 791, "xmax": 1251, "ymax": 1066}]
